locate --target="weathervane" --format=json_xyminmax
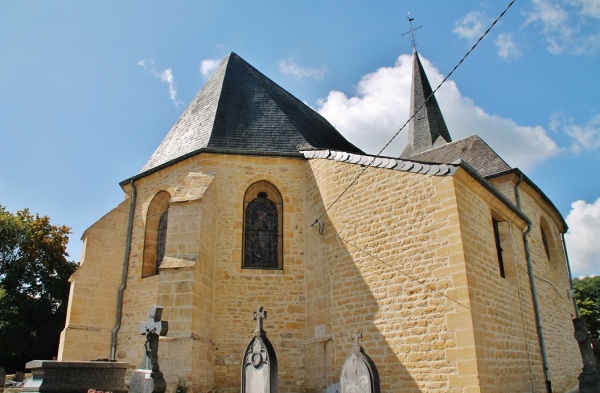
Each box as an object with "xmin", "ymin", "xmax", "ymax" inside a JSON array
[{"xmin": 401, "ymin": 12, "xmax": 422, "ymax": 49}]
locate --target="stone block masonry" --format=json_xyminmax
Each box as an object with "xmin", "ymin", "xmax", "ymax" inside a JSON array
[{"xmin": 58, "ymin": 152, "xmax": 581, "ymax": 392}]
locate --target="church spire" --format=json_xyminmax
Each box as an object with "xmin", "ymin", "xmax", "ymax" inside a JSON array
[{"xmin": 400, "ymin": 47, "xmax": 452, "ymax": 158}]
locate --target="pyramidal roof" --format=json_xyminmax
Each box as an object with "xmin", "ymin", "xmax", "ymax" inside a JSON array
[
  {"xmin": 400, "ymin": 49, "xmax": 452, "ymax": 158},
  {"xmin": 141, "ymin": 52, "xmax": 363, "ymax": 173}
]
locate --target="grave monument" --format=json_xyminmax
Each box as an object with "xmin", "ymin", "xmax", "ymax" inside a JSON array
[
  {"xmin": 241, "ymin": 306, "xmax": 278, "ymax": 393},
  {"xmin": 574, "ymin": 318, "xmax": 600, "ymax": 393},
  {"xmin": 23, "ymin": 360, "xmax": 127, "ymax": 393},
  {"xmin": 129, "ymin": 306, "xmax": 169, "ymax": 393},
  {"xmin": 340, "ymin": 331, "xmax": 380, "ymax": 393}
]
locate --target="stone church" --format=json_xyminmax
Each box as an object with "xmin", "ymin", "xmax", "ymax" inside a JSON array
[{"xmin": 58, "ymin": 51, "xmax": 581, "ymax": 392}]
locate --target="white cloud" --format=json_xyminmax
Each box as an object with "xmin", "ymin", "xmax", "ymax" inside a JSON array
[
  {"xmin": 550, "ymin": 112, "xmax": 600, "ymax": 153},
  {"xmin": 138, "ymin": 59, "xmax": 181, "ymax": 108},
  {"xmin": 570, "ymin": 0, "xmax": 600, "ymax": 19},
  {"xmin": 565, "ymin": 198, "xmax": 600, "ymax": 277},
  {"xmin": 526, "ymin": 0, "xmax": 600, "ymax": 55},
  {"xmin": 200, "ymin": 58, "xmax": 220, "ymax": 79},
  {"xmin": 495, "ymin": 33, "xmax": 522, "ymax": 61},
  {"xmin": 278, "ymin": 58, "xmax": 327, "ymax": 81},
  {"xmin": 316, "ymin": 53, "xmax": 559, "ymax": 171},
  {"xmin": 453, "ymin": 11, "xmax": 492, "ymax": 41},
  {"xmin": 157, "ymin": 69, "xmax": 177, "ymax": 102}
]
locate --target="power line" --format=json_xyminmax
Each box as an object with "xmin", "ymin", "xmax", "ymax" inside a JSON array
[{"xmin": 311, "ymin": 0, "xmax": 517, "ymax": 228}]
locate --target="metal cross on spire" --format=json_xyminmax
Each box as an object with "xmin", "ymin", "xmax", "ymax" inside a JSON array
[{"xmin": 401, "ymin": 12, "xmax": 423, "ymax": 49}]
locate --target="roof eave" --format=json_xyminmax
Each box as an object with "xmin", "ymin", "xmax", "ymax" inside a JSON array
[
  {"xmin": 486, "ymin": 168, "xmax": 568, "ymax": 232},
  {"xmin": 457, "ymin": 160, "xmax": 532, "ymax": 227},
  {"xmin": 119, "ymin": 148, "xmax": 305, "ymax": 188}
]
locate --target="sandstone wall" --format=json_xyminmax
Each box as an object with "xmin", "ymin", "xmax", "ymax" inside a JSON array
[
  {"xmin": 58, "ymin": 199, "xmax": 130, "ymax": 361},
  {"xmin": 59, "ymin": 152, "xmax": 580, "ymax": 393},
  {"xmin": 110, "ymin": 154, "xmax": 307, "ymax": 393},
  {"xmin": 453, "ymin": 171, "xmax": 544, "ymax": 392},
  {"xmin": 489, "ymin": 174, "xmax": 580, "ymax": 393},
  {"xmin": 304, "ymin": 159, "xmax": 472, "ymax": 392}
]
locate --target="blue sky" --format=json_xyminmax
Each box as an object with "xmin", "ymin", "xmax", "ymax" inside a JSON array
[{"xmin": 1, "ymin": 0, "xmax": 599, "ymax": 276}]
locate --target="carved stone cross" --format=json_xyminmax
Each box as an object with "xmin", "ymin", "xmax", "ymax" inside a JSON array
[
  {"xmin": 140, "ymin": 305, "xmax": 169, "ymax": 337},
  {"xmin": 352, "ymin": 330, "xmax": 362, "ymax": 350},
  {"xmin": 573, "ymin": 318, "xmax": 600, "ymax": 392},
  {"xmin": 131, "ymin": 305, "xmax": 168, "ymax": 393},
  {"xmin": 253, "ymin": 306, "xmax": 267, "ymax": 335},
  {"xmin": 242, "ymin": 306, "xmax": 278, "ymax": 392}
]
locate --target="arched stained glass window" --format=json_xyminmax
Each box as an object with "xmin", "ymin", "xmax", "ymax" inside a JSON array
[
  {"xmin": 243, "ymin": 181, "xmax": 283, "ymax": 269},
  {"xmin": 142, "ymin": 191, "xmax": 170, "ymax": 277}
]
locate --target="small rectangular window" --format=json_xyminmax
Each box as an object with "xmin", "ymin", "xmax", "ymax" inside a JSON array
[{"xmin": 492, "ymin": 218, "xmax": 506, "ymax": 278}]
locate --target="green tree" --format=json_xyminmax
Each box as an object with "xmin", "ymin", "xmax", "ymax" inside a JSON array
[
  {"xmin": 573, "ymin": 276, "xmax": 600, "ymax": 343},
  {"xmin": 0, "ymin": 206, "xmax": 78, "ymax": 373}
]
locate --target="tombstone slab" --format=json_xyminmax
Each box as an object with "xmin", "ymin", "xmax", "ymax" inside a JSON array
[
  {"xmin": 23, "ymin": 360, "xmax": 127, "ymax": 393},
  {"xmin": 241, "ymin": 306, "xmax": 278, "ymax": 393},
  {"xmin": 340, "ymin": 331, "xmax": 380, "ymax": 393}
]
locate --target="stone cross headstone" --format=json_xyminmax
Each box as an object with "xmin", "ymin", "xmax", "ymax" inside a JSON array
[
  {"xmin": 129, "ymin": 305, "xmax": 169, "ymax": 393},
  {"xmin": 573, "ymin": 318, "xmax": 600, "ymax": 393},
  {"xmin": 241, "ymin": 306, "xmax": 278, "ymax": 393},
  {"xmin": 340, "ymin": 330, "xmax": 380, "ymax": 393}
]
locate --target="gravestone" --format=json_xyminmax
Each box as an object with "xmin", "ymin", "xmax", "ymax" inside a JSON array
[
  {"xmin": 23, "ymin": 360, "xmax": 127, "ymax": 393},
  {"xmin": 129, "ymin": 305, "xmax": 169, "ymax": 393},
  {"xmin": 340, "ymin": 331, "xmax": 380, "ymax": 393},
  {"xmin": 241, "ymin": 306, "xmax": 278, "ymax": 393},
  {"xmin": 0, "ymin": 366, "xmax": 5, "ymax": 387},
  {"xmin": 573, "ymin": 318, "xmax": 600, "ymax": 393}
]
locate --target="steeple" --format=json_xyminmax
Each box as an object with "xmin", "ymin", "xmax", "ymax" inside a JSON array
[{"xmin": 400, "ymin": 49, "xmax": 452, "ymax": 158}]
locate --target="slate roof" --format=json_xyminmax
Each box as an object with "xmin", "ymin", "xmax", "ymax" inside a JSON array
[
  {"xmin": 400, "ymin": 49, "xmax": 452, "ymax": 158},
  {"xmin": 141, "ymin": 52, "xmax": 363, "ymax": 173},
  {"xmin": 406, "ymin": 135, "xmax": 511, "ymax": 177}
]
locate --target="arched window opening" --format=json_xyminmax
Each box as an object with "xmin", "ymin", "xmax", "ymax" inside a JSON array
[
  {"xmin": 243, "ymin": 181, "xmax": 283, "ymax": 269},
  {"xmin": 143, "ymin": 191, "xmax": 171, "ymax": 277},
  {"xmin": 156, "ymin": 210, "xmax": 168, "ymax": 272},
  {"xmin": 540, "ymin": 217, "xmax": 556, "ymax": 264},
  {"xmin": 541, "ymin": 226, "xmax": 550, "ymax": 260},
  {"xmin": 492, "ymin": 218, "xmax": 506, "ymax": 279},
  {"xmin": 490, "ymin": 212, "xmax": 515, "ymax": 279}
]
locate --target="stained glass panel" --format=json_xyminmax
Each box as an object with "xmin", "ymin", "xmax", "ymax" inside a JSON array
[{"xmin": 244, "ymin": 192, "xmax": 278, "ymax": 268}]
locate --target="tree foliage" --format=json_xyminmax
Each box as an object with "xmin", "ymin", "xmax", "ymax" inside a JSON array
[
  {"xmin": 0, "ymin": 206, "xmax": 78, "ymax": 373},
  {"xmin": 573, "ymin": 276, "xmax": 600, "ymax": 343}
]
